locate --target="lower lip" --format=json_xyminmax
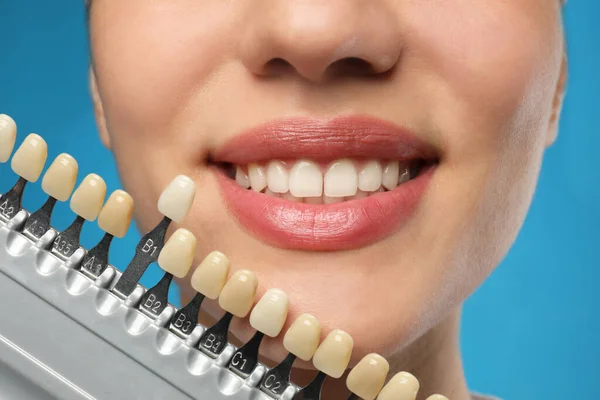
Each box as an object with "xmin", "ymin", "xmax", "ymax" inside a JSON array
[{"xmin": 214, "ymin": 167, "xmax": 435, "ymax": 251}]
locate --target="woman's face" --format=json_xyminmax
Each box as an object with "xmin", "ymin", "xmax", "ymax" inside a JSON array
[{"xmin": 89, "ymin": 0, "xmax": 564, "ymax": 363}]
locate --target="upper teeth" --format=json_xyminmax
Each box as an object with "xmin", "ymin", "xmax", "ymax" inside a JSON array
[{"xmin": 235, "ymin": 159, "xmax": 413, "ymax": 202}]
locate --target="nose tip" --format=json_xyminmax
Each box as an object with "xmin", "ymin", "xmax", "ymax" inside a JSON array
[{"xmin": 239, "ymin": 1, "xmax": 402, "ymax": 82}]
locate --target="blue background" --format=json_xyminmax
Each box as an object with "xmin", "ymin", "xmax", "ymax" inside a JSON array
[{"xmin": 0, "ymin": 2, "xmax": 598, "ymax": 399}]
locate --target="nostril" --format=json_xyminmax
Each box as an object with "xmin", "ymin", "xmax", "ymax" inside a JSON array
[
  {"xmin": 262, "ymin": 58, "xmax": 295, "ymax": 77},
  {"xmin": 328, "ymin": 57, "xmax": 377, "ymax": 78}
]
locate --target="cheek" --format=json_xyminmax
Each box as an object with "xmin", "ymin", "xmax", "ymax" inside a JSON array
[{"xmin": 91, "ymin": 1, "xmax": 238, "ymax": 137}]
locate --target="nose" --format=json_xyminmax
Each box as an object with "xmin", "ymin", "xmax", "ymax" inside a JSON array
[{"xmin": 239, "ymin": 0, "xmax": 402, "ymax": 82}]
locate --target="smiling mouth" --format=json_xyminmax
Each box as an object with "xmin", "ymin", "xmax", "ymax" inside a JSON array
[{"xmin": 209, "ymin": 116, "xmax": 439, "ymax": 251}]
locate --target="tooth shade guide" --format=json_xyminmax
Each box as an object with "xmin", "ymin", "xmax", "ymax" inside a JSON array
[
  {"xmin": 97, "ymin": 189, "xmax": 134, "ymax": 239},
  {"xmin": 41, "ymin": 153, "xmax": 79, "ymax": 202},
  {"xmin": 80, "ymin": 232, "xmax": 115, "ymax": 279},
  {"xmin": 70, "ymin": 173, "xmax": 107, "ymax": 221},
  {"xmin": 190, "ymin": 250, "xmax": 231, "ymax": 300},
  {"xmin": 0, "ymin": 177, "xmax": 27, "ymax": 221},
  {"xmin": 0, "ymin": 114, "xmax": 17, "ymax": 163},
  {"xmin": 198, "ymin": 311, "xmax": 234, "ymax": 357},
  {"xmin": 138, "ymin": 271, "xmax": 175, "ymax": 318},
  {"xmin": 157, "ymin": 228, "xmax": 196, "ymax": 279},
  {"xmin": 376, "ymin": 371, "xmax": 420, "ymax": 400},
  {"xmin": 169, "ymin": 292, "xmax": 205, "ymax": 338},
  {"xmin": 228, "ymin": 330, "xmax": 265, "ymax": 378},
  {"xmin": 346, "ymin": 353, "xmax": 390, "ymax": 400},
  {"xmin": 292, "ymin": 371, "xmax": 327, "ymax": 400},
  {"xmin": 22, "ymin": 196, "xmax": 58, "ymax": 240},
  {"xmin": 51, "ymin": 215, "xmax": 86, "ymax": 260},
  {"xmin": 260, "ymin": 352, "xmax": 297, "ymax": 397},
  {"xmin": 11, "ymin": 133, "xmax": 48, "ymax": 183}
]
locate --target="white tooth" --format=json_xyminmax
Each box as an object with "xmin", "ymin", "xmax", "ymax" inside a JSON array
[
  {"xmin": 191, "ymin": 251, "xmax": 231, "ymax": 299},
  {"xmin": 282, "ymin": 192, "xmax": 304, "ymax": 202},
  {"xmin": 382, "ymin": 161, "xmax": 399, "ymax": 190},
  {"xmin": 70, "ymin": 173, "xmax": 107, "ymax": 221},
  {"xmin": 358, "ymin": 161, "xmax": 383, "ymax": 192},
  {"xmin": 97, "ymin": 190, "xmax": 134, "ymax": 238},
  {"xmin": 157, "ymin": 175, "xmax": 196, "ymax": 222},
  {"xmin": 249, "ymin": 288, "xmax": 289, "ymax": 337},
  {"xmin": 0, "ymin": 114, "xmax": 17, "ymax": 163},
  {"xmin": 157, "ymin": 228, "xmax": 197, "ymax": 278},
  {"xmin": 305, "ymin": 196, "xmax": 323, "ymax": 204},
  {"xmin": 398, "ymin": 165, "xmax": 410, "ymax": 184},
  {"xmin": 41, "ymin": 153, "xmax": 79, "ymax": 202},
  {"xmin": 324, "ymin": 159, "xmax": 358, "ymax": 197},
  {"xmin": 235, "ymin": 166, "xmax": 250, "ymax": 189},
  {"xmin": 345, "ymin": 190, "xmax": 369, "ymax": 201},
  {"xmin": 11, "ymin": 133, "xmax": 48, "ymax": 182},
  {"xmin": 289, "ymin": 160, "xmax": 323, "ymax": 197},
  {"xmin": 324, "ymin": 196, "xmax": 343, "ymax": 204},
  {"xmin": 266, "ymin": 161, "xmax": 289, "ymax": 193},
  {"xmin": 248, "ymin": 163, "xmax": 267, "ymax": 192},
  {"xmin": 265, "ymin": 188, "xmax": 280, "ymax": 197}
]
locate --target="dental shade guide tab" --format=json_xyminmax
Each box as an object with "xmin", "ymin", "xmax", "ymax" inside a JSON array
[
  {"xmin": 198, "ymin": 311, "xmax": 234, "ymax": 357},
  {"xmin": 292, "ymin": 371, "xmax": 327, "ymax": 400},
  {"xmin": 51, "ymin": 215, "xmax": 85, "ymax": 260},
  {"xmin": 138, "ymin": 228, "xmax": 196, "ymax": 318},
  {"xmin": 113, "ymin": 175, "xmax": 195, "ymax": 298},
  {"xmin": 24, "ymin": 153, "xmax": 79, "ymax": 240},
  {"xmin": 375, "ymin": 371, "xmax": 420, "ymax": 400},
  {"xmin": 261, "ymin": 313, "xmax": 321, "ymax": 397},
  {"xmin": 230, "ymin": 288, "xmax": 290, "ymax": 378},
  {"xmin": 0, "ymin": 177, "xmax": 27, "ymax": 222},
  {"xmin": 81, "ymin": 190, "xmax": 134, "ymax": 279},
  {"xmin": 0, "ymin": 114, "xmax": 17, "ymax": 163},
  {"xmin": 169, "ymin": 292, "xmax": 205, "ymax": 338},
  {"xmin": 346, "ymin": 353, "xmax": 390, "ymax": 400}
]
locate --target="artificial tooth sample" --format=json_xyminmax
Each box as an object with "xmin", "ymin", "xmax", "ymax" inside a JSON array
[
  {"xmin": 249, "ymin": 288, "xmax": 289, "ymax": 337},
  {"xmin": 398, "ymin": 164, "xmax": 411, "ymax": 184},
  {"xmin": 157, "ymin": 175, "xmax": 196, "ymax": 222},
  {"xmin": 376, "ymin": 371, "xmax": 420, "ymax": 400},
  {"xmin": 289, "ymin": 160, "xmax": 323, "ymax": 197},
  {"xmin": 97, "ymin": 190, "xmax": 134, "ymax": 238},
  {"xmin": 382, "ymin": 161, "xmax": 400, "ymax": 190},
  {"xmin": 359, "ymin": 160, "xmax": 383, "ymax": 192},
  {"xmin": 235, "ymin": 166, "xmax": 250, "ymax": 188},
  {"xmin": 312, "ymin": 329, "xmax": 354, "ymax": 378},
  {"xmin": 11, "ymin": 133, "xmax": 48, "ymax": 182},
  {"xmin": 248, "ymin": 163, "xmax": 267, "ymax": 192},
  {"xmin": 157, "ymin": 228, "xmax": 197, "ymax": 278},
  {"xmin": 0, "ymin": 114, "xmax": 17, "ymax": 163},
  {"xmin": 191, "ymin": 251, "xmax": 231, "ymax": 299},
  {"xmin": 426, "ymin": 396, "xmax": 449, "ymax": 400},
  {"xmin": 41, "ymin": 153, "xmax": 78, "ymax": 201},
  {"xmin": 324, "ymin": 159, "xmax": 358, "ymax": 197},
  {"xmin": 218, "ymin": 269, "xmax": 258, "ymax": 318},
  {"xmin": 70, "ymin": 173, "xmax": 107, "ymax": 220},
  {"xmin": 347, "ymin": 353, "xmax": 390, "ymax": 400},
  {"xmin": 266, "ymin": 161, "xmax": 289, "ymax": 193},
  {"xmin": 283, "ymin": 313, "xmax": 321, "ymax": 361}
]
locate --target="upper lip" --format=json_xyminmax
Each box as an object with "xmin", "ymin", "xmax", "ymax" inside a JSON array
[{"xmin": 211, "ymin": 115, "xmax": 439, "ymax": 164}]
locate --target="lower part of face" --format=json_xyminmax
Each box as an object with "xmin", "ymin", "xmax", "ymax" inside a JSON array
[{"xmin": 90, "ymin": 0, "xmax": 563, "ymax": 363}]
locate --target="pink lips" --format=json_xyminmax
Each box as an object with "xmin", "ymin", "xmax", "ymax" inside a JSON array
[{"xmin": 213, "ymin": 116, "xmax": 437, "ymax": 251}]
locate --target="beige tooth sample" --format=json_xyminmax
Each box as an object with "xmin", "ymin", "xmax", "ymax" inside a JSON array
[
  {"xmin": 218, "ymin": 269, "xmax": 258, "ymax": 318},
  {"xmin": 41, "ymin": 153, "xmax": 79, "ymax": 201},
  {"xmin": 70, "ymin": 173, "xmax": 107, "ymax": 221},
  {"xmin": 266, "ymin": 161, "xmax": 289, "ymax": 193},
  {"xmin": 157, "ymin": 228, "xmax": 197, "ymax": 278},
  {"xmin": 249, "ymin": 288, "xmax": 289, "ymax": 337},
  {"xmin": 248, "ymin": 163, "xmax": 267, "ymax": 192},
  {"xmin": 376, "ymin": 371, "xmax": 420, "ymax": 400},
  {"xmin": 0, "ymin": 114, "xmax": 17, "ymax": 163},
  {"xmin": 235, "ymin": 166, "xmax": 251, "ymax": 189},
  {"xmin": 359, "ymin": 160, "xmax": 383, "ymax": 192},
  {"xmin": 97, "ymin": 190, "xmax": 134, "ymax": 238},
  {"xmin": 347, "ymin": 353, "xmax": 390, "ymax": 400},
  {"xmin": 289, "ymin": 160, "xmax": 323, "ymax": 198},
  {"xmin": 382, "ymin": 161, "xmax": 400, "ymax": 190},
  {"xmin": 283, "ymin": 313, "xmax": 321, "ymax": 361},
  {"xmin": 324, "ymin": 159, "xmax": 358, "ymax": 197},
  {"xmin": 312, "ymin": 329, "xmax": 354, "ymax": 378},
  {"xmin": 191, "ymin": 251, "xmax": 231, "ymax": 299},
  {"xmin": 11, "ymin": 133, "xmax": 48, "ymax": 182},
  {"xmin": 157, "ymin": 175, "xmax": 196, "ymax": 222},
  {"xmin": 426, "ymin": 396, "xmax": 449, "ymax": 400}
]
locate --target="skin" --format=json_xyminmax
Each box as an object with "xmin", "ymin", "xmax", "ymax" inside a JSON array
[{"xmin": 88, "ymin": 1, "xmax": 567, "ymax": 398}]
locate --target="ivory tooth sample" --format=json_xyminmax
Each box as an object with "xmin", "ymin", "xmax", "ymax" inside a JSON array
[
  {"xmin": 80, "ymin": 190, "xmax": 134, "ymax": 278},
  {"xmin": 0, "ymin": 134, "xmax": 48, "ymax": 221},
  {"xmin": 170, "ymin": 251, "xmax": 231, "ymax": 337},
  {"xmin": 52, "ymin": 173, "xmax": 107, "ymax": 260},
  {"xmin": 198, "ymin": 269, "xmax": 258, "ymax": 357},
  {"xmin": 0, "ymin": 114, "xmax": 17, "ymax": 163},
  {"xmin": 139, "ymin": 229, "xmax": 197, "ymax": 318},
  {"xmin": 426, "ymin": 396, "xmax": 449, "ymax": 400},
  {"xmin": 346, "ymin": 353, "xmax": 390, "ymax": 400},
  {"xmin": 294, "ymin": 329, "xmax": 354, "ymax": 400},
  {"xmin": 229, "ymin": 289, "xmax": 290, "ymax": 377},
  {"xmin": 376, "ymin": 371, "xmax": 420, "ymax": 400},
  {"xmin": 113, "ymin": 175, "xmax": 196, "ymax": 299},
  {"xmin": 261, "ymin": 313, "xmax": 321, "ymax": 397},
  {"xmin": 23, "ymin": 153, "xmax": 79, "ymax": 240}
]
